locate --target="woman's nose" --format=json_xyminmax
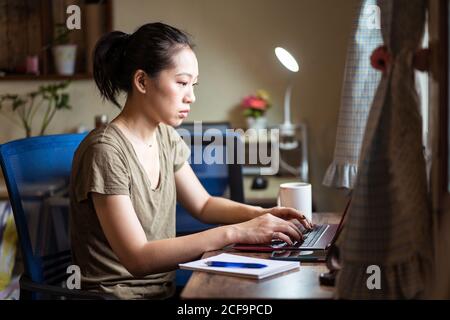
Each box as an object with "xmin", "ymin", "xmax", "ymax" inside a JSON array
[{"xmin": 184, "ymin": 88, "xmax": 196, "ymax": 104}]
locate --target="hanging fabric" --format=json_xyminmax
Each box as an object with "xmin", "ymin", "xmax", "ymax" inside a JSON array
[
  {"xmin": 335, "ymin": 0, "xmax": 431, "ymax": 299},
  {"xmin": 323, "ymin": 0, "xmax": 383, "ymax": 189}
]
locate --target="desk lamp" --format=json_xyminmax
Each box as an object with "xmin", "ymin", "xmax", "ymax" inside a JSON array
[{"xmin": 275, "ymin": 47, "xmax": 299, "ymax": 150}]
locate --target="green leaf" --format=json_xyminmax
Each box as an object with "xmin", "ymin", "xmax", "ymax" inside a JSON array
[
  {"xmin": 28, "ymin": 91, "xmax": 38, "ymax": 98},
  {"xmin": 243, "ymin": 109, "xmax": 253, "ymax": 117},
  {"xmin": 1, "ymin": 81, "xmax": 71, "ymax": 136},
  {"xmin": 56, "ymin": 93, "xmax": 70, "ymax": 109},
  {"xmin": 53, "ymin": 23, "xmax": 71, "ymax": 45},
  {"xmin": 12, "ymin": 98, "xmax": 26, "ymax": 110},
  {"xmin": 252, "ymin": 109, "xmax": 263, "ymax": 118}
]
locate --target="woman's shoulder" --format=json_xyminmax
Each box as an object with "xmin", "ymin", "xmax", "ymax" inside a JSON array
[{"xmin": 75, "ymin": 125, "xmax": 126, "ymax": 159}]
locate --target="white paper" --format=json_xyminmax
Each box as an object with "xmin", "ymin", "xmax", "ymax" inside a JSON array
[{"xmin": 179, "ymin": 253, "xmax": 300, "ymax": 280}]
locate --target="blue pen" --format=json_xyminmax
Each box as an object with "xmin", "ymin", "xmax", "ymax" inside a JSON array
[{"xmin": 205, "ymin": 261, "xmax": 267, "ymax": 268}]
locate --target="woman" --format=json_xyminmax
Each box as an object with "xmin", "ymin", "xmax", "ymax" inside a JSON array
[{"xmin": 69, "ymin": 22, "xmax": 312, "ymax": 300}]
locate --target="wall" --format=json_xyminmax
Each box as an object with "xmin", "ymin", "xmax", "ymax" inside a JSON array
[{"xmin": 0, "ymin": 0, "xmax": 358, "ymax": 211}]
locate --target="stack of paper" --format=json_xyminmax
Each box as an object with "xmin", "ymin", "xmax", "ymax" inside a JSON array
[{"xmin": 179, "ymin": 253, "xmax": 300, "ymax": 280}]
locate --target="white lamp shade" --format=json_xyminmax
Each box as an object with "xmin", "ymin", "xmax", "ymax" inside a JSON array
[{"xmin": 275, "ymin": 47, "xmax": 299, "ymax": 72}]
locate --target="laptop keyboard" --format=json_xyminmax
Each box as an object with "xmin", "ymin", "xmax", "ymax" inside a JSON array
[
  {"xmin": 270, "ymin": 224, "xmax": 328, "ymax": 248},
  {"xmin": 299, "ymin": 224, "xmax": 327, "ymax": 247}
]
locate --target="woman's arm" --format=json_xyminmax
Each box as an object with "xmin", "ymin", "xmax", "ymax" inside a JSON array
[
  {"xmin": 91, "ymin": 192, "xmax": 233, "ymax": 277},
  {"xmin": 91, "ymin": 192, "xmax": 303, "ymax": 278},
  {"xmin": 175, "ymin": 162, "xmax": 313, "ymax": 228},
  {"xmin": 174, "ymin": 161, "xmax": 261, "ymax": 224}
]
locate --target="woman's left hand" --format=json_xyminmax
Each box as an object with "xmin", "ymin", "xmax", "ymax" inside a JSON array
[{"xmin": 261, "ymin": 206, "xmax": 313, "ymax": 230}]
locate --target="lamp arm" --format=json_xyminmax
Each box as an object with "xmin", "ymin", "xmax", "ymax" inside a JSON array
[{"xmin": 283, "ymin": 83, "xmax": 293, "ymax": 126}]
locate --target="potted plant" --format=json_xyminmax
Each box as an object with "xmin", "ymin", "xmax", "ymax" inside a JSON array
[
  {"xmin": 0, "ymin": 82, "xmax": 72, "ymax": 138},
  {"xmin": 241, "ymin": 89, "xmax": 271, "ymax": 130},
  {"xmin": 52, "ymin": 23, "xmax": 77, "ymax": 75}
]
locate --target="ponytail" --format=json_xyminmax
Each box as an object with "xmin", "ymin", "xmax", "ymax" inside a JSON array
[{"xmin": 93, "ymin": 31, "xmax": 130, "ymax": 108}]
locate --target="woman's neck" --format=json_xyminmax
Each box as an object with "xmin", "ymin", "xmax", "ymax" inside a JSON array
[{"xmin": 112, "ymin": 98, "xmax": 159, "ymax": 147}]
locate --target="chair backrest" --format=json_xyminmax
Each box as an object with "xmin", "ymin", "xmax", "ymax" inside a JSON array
[
  {"xmin": 0, "ymin": 133, "xmax": 87, "ymax": 285},
  {"xmin": 175, "ymin": 124, "xmax": 244, "ymax": 234}
]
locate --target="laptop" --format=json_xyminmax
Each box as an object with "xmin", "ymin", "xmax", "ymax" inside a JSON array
[{"xmin": 231, "ymin": 199, "xmax": 350, "ymax": 252}]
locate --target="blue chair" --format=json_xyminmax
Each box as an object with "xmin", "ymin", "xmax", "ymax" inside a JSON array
[
  {"xmin": 0, "ymin": 133, "xmax": 115, "ymax": 300},
  {"xmin": 174, "ymin": 127, "xmax": 245, "ymax": 288},
  {"xmin": 0, "ymin": 131, "xmax": 244, "ymax": 297}
]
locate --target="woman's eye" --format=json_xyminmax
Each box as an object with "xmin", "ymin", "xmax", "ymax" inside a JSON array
[{"xmin": 178, "ymin": 82, "xmax": 188, "ymax": 87}]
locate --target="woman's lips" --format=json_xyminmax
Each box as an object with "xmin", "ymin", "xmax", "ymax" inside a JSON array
[{"xmin": 179, "ymin": 110, "xmax": 189, "ymax": 118}]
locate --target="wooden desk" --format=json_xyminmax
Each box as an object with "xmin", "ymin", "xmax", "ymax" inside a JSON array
[{"xmin": 181, "ymin": 212, "xmax": 340, "ymax": 299}]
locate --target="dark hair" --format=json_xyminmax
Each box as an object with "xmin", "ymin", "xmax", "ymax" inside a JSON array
[{"xmin": 93, "ymin": 22, "xmax": 194, "ymax": 108}]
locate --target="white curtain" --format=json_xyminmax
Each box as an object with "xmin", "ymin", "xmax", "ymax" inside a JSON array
[{"xmin": 323, "ymin": 0, "xmax": 383, "ymax": 189}]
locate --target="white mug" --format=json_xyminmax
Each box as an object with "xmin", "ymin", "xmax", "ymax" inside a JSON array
[{"xmin": 278, "ymin": 182, "xmax": 312, "ymax": 222}]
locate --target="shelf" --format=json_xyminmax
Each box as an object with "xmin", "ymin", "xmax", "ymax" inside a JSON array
[{"xmin": 0, "ymin": 0, "xmax": 112, "ymax": 81}]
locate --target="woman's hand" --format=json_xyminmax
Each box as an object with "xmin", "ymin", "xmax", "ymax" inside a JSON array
[
  {"xmin": 228, "ymin": 213, "xmax": 307, "ymax": 245},
  {"xmin": 262, "ymin": 206, "xmax": 313, "ymax": 230}
]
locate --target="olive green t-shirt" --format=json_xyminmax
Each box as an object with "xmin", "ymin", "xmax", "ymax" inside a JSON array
[{"xmin": 69, "ymin": 122, "xmax": 190, "ymax": 299}]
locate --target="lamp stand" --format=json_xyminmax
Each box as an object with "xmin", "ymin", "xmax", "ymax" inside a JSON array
[{"xmin": 279, "ymin": 80, "xmax": 298, "ymax": 150}]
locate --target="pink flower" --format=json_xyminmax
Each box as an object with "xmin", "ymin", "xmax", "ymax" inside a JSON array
[{"xmin": 242, "ymin": 96, "xmax": 267, "ymax": 110}]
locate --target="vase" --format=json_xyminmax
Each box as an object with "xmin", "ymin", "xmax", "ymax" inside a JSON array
[
  {"xmin": 52, "ymin": 44, "xmax": 77, "ymax": 75},
  {"xmin": 246, "ymin": 116, "xmax": 267, "ymax": 130}
]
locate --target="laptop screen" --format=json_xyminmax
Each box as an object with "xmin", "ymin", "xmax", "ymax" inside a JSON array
[{"xmin": 327, "ymin": 197, "xmax": 351, "ymax": 248}]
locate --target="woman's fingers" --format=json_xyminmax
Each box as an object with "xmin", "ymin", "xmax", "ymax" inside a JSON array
[
  {"xmin": 275, "ymin": 220, "xmax": 302, "ymax": 243},
  {"xmin": 289, "ymin": 219, "xmax": 308, "ymax": 234},
  {"xmin": 289, "ymin": 219, "xmax": 307, "ymax": 234},
  {"xmin": 287, "ymin": 220, "xmax": 304, "ymax": 240},
  {"xmin": 271, "ymin": 207, "xmax": 313, "ymax": 229},
  {"xmin": 272, "ymin": 231, "xmax": 293, "ymax": 246},
  {"xmin": 301, "ymin": 217, "xmax": 313, "ymax": 230},
  {"xmin": 282, "ymin": 224, "xmax": 303, "ymax": 241},
  {"xmin": 286, "ymin": 208, "xmax": 313, "ymax": 229}
]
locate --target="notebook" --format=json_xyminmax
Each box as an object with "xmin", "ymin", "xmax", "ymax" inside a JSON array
[{"xmin": 179, "ymin": 253, "xmax": 300, "ymax": 280}]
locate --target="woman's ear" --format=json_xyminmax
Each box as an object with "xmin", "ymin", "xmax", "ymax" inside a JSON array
[{"xmin": 133, "ymin": 70, "xmax": 148, "ymax": 94}]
